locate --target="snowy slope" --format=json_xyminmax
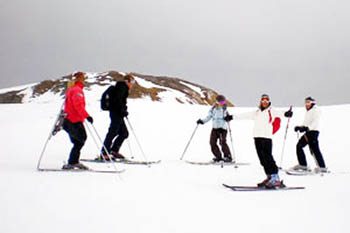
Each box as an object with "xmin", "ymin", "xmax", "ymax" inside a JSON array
[{"xmin": 0, "ymin": 98, "xmax": 349, "ymax": 233}]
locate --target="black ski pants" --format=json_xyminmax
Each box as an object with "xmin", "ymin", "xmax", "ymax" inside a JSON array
[
  {"xmin": 254, "ymin": 138, "xmax": 278, "ymax": 175},
  {"xmin": 210, "ymin": 128, "xmax": 231, "ymax": 159},
  {"xmin": 102, "ymin": 111, "xmax": 129, "ymax": 154},
  {"xmin": 297, "ymin": 131, "xmax": 326, "ymax": 168},
  {"xmin": 63, "ymin": 119, "xmax": 87, "ymax": 165}
]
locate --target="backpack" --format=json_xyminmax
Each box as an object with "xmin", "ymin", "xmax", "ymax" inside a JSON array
[
  {"xmin": 101, "ymin": 86, "xmax": 115, "ymax": 111},
  {"xmin": 268, "ymin": 110, "xmax": 281, "ymax": 134}
]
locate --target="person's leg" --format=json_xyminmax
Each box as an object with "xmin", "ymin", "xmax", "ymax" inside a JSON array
[
  {"xmin": 307, "ymin": 131, "xmax": 326, "ymax": 168},
  {"xmin": 261, "ymin": 138, "xmax": 278, "ymax": 175},
  {"xmin": 210, "ymin": 129, "xmax": 222, "ymax": 160},
  {"xmin": 254, "ymin": 138, "xmax": 269, "ymax": 175},
  {"xmin": 65, "ymin": 122, "xmax": 87, "ymax": 164},
  {"xmin": 218, "ymin": 129, "xmax": 231, "ymax": 159},
  {"xmin": 102, "ymin": 113, "xmax": 122, "ymax": 155},
  {"xmin": 296, "ymin": 134, "xmax": 309, "ymax": 166},
  {"xmin": 111, "ymin": 119, "xmax": 129, "ymax": 153}
]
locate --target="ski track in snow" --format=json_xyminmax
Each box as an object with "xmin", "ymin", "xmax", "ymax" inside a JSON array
[{"xmin": 0, "ymin": 101, "xmax": 349, "ymax": 233}]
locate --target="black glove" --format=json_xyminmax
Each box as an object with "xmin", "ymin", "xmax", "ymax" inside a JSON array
[
  {"xmin": 87, "ymin": 116, "xmax": 94, "ymax": 124},
  {"xmin": 197, "ymin": 119, "xmax": 204, "ymax": 125},
  {"xmin": 284, "ymin": 110, "xmax": 293, "ymax": 118},
  {"xmin": 224, "ymin": 115, "xmax": 233, "ymax": 122},
  {"xmin": 294, "ymin": 126, "xmax": 309, "ymax": 132},
  {"xmin": 122, "ymin": 111, "xmax": 129, "ymax": 117}
]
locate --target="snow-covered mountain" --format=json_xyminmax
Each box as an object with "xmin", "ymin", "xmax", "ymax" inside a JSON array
[{"xmin": 0, "ymin": 71, "xmax": 233, "ymax": 106}]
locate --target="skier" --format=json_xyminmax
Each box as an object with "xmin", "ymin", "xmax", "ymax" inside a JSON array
[
  {"xmin": 62, "ymin": 72, "xmax": 93, "ymax": 170},
  {"xmin": 99, "ymin": 74, "xmax": 135, "ymax": 160},
  {"xmin": 291, "ymin": 97, "xmax": 327, "ymax": 173},
  {"xmin": 229, "ymin": 94, "xmax": 293, "ymax": 188},
  {"xmin": 197, "ymin": 95, "xmax": 233, "ymax": 163}
]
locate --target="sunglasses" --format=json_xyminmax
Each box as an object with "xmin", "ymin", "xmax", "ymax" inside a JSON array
[
  {"xmin": 217, "ymin": 100, "xmax": 226, "ymax": 105},
  {"xmin": 261, "ymin": 98, "xmax": 270, "ymax": 102}
]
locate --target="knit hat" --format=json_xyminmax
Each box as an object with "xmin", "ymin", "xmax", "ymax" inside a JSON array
[
  {"xmin": 261, "ymin": 94, "xmax": 270, "ymax": 101},
  {"xmin": 305, "ymin": 96, "xmax": 316, "ymax": 104},
  {"xmin": 216, "ymin": 95, "xmax": 226, "ymax": 102}
]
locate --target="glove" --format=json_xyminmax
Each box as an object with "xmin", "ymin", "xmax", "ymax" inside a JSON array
[
  {"xmin": 197, "ymin": 119, "xmax": 204, "ymax": 125},
  {"xmin": 294, "ymin": 126, "xmax": 309, "ymax": 132},
  {"xmin": 284, "ymin": 110, "xmax": 293, "ymax": 118},
  {"xmin": 86, "ymin": 116, "xmax": 94, "ymax": 124},
  {"xmin": 224, "ymin": 115, "xmax": 233, "ymax": 122},
  {"xmin": 122, "ymin": 111, "xmax": 129, "ymax": 117}
]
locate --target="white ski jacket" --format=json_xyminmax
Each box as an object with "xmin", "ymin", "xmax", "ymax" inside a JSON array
[
  {"xmin": 302, "ymin": 105, "xmax": 321, "ymax": 131},
  {"xmin": 234, "ymin": 107, "xmax": 284, "ymax": 139}
]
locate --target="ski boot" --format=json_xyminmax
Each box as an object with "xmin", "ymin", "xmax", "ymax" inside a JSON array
[
  {"xmin": 223, "ymin": 156, "xmax": 233, "ymax": 163},
  {"xmin": 62, "ymin": 163, "xmax": 89, "ymax": 170},
  {"xmin": 314, "ymin": 167, "xmax": 329, "ymax": 174},
  {"xmin": 111, "ymin": 151, "xmax": 126, "ymax": 160},
  {"xmin": 290, "ymin": 164, "xmax": 311, "ymax": 172},
  {"xmin": 212, "ymin": 157, "xmax": 223, "ymax": 163},
  {"xmin": 264, "ymin": 174, "xmax": 285, "ymax": 189},
  {"xmin": 73, "ymin": 163, "xmax": 89, "ymax": 170},
  {"xmin": 97, "ymin": 154, "xmax": 114, "ymax": 161},
  {"xmin": 257, "ymin": 175, "xmax": 271, "ymax": 188}
]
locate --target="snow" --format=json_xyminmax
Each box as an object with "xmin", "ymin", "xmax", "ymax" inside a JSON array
[
  {"xmin": 0, "ymin": 99, "xmax": 350, "ymax": 233},
  {"xmin": 180, "ymin": 81, "xmax": 204, "ymax": 97}
]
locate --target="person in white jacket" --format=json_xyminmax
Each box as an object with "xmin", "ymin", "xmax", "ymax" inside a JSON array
[
  {"xmin": 197, "ymin": 95, "xmax": 233, "ymax": 162},
  {"xmin": 231, "ymin": 94, "xmax": 293, "ymax": 188},
  {"xmin": 292, "ymin": 97, "xmax": 327, "ymax": 173}
]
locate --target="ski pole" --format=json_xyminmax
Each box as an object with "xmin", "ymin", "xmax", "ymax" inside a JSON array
[
  {"xmin": 125, "ymin": 117, "xmax": 149, "ymax": 164},
  {"xmin": 84, "ymin": 122, "xmax": 108, "ymax": 163},
  {"xmin": 227, "ymin": 123, "xmax": 236, "ymax": 163},
  {"xmin": 180, "ymin": 124, "xmax": 199, "ymax": 160},
  {"xmin": 127, "ymin": 139, "xmax": 134, "ymax": 160},
  {"xmin": 85, "ymin": 123, "xmax": 124, "ymax": 178},
  {"xmin": 36, "ymin": 102, "xmax": 65, "ymax": 170},
  {"xmin": 279, "ymin": 106, "xmax": 292, "ymax": 169}
]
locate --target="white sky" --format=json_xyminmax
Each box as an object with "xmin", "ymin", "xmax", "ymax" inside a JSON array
[{"xmin": 0, "ymin": 0, "xmax": 349, "ymax": 106}]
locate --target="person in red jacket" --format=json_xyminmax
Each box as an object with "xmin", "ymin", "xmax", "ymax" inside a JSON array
[{"xmin": 62, "ymin": 72, "xmax": 93, "ymax": 170}]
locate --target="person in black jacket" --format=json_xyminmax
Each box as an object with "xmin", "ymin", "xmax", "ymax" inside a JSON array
[{"xmin": 100, "ymin": 74, "xmax": 135, "ymax": 160}]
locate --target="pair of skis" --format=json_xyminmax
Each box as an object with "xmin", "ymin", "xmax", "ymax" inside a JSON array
[
  {"xmin": 80, "ymin": 158, "xmax": 161, "ymax": 166},
  {"xmin": 223, "ymin": 183, "xmax": 305, "ymax": 192},
  {"xmin": 38, "ymin": 167, "xmax": 124, "ymax": 174}
]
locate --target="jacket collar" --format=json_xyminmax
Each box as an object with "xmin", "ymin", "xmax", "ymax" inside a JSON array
[{"xmin": 74, "ymin": 81, "xmax": 84, "ymax": 89}]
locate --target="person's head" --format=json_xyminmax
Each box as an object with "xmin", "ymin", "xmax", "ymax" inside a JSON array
[
  {"xmin": 259, "ymin": 94, "xmax": 271, "ymax": 110},
  {"xmin": 304, "ymin": 96, "xmax": 316, "ymax": 110},
  {"xmin": 73, "ymin": 71, "xmax": 86, "ymax": 84},
  {"xmin": 124, "ymin": 74, "xmax": 136, "ymax": 89},
  {"xmin": 215, "ymin": 95, "xmax": 227, "ymax": 107}
]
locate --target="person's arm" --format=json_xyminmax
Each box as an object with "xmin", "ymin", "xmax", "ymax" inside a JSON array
[
  {"xmin": 201, "ymin": 109, "xmax": 214, "ymax": 124},
  {"xmin": 72, "ymin": 90, "xmax": 89, "ymax": 120}
]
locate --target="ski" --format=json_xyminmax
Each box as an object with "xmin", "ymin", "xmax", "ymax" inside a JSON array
[
  {"xmin": 285, "ymin": 170, "xmax": 328, "ymax": 176},
  {"xmin": 38, "ymin": 168, "xmax": 125, "ymax": 174},
  {"xmin": 222, "ymin": 183, "xmax": 305, "ymax": 192},
  {"xmin": 185, "ymin": 160, "xmax": 249, "ymax": 167},
  {"xmin": 81, "ymin": 158, "xmax": 161, "ymax": 166}
]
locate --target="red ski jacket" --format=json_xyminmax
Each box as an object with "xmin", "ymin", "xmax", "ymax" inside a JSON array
[{"xmin": 64, "ymin": 81, "xmax": 89, "ymax": 123}]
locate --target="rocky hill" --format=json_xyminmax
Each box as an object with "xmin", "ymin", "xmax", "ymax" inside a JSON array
[{"xmin": 0, "ymin": 71, "xmax": 233, "ymax": 106}]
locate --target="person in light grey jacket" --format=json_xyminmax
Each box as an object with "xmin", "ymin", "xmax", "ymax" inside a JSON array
[{"xmin": 197, "ymin": 95, "xmax": 233, "ymax": 162}]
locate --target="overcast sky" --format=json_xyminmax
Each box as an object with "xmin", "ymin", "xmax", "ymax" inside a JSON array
[{"xmin": 0, "ymin": 0, "xmax": 349, "ymax": 106}]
